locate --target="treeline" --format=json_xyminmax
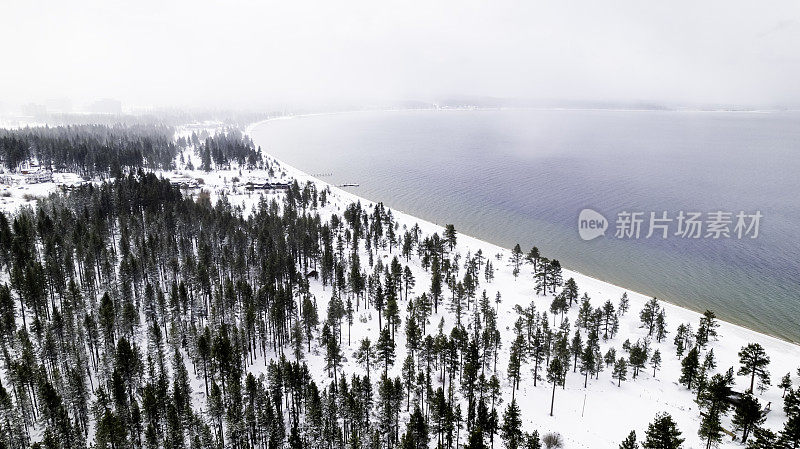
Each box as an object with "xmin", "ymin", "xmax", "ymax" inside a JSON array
[
  {"xmin": 0, "ymin": 125, "xmax": 179, "ymax": 175},
  {"xmin": 0, "ymin": 124, "xmax": 265, "ymax": 177},
  {"xmin": 180, "ymin": 129, "xmax": 262, "ymax": 171}
]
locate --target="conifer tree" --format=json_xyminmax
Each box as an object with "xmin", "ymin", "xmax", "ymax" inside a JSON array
[
  {"xmin": 563, "ymin": 278, "xmax": 579, "ymax": 307},
  {"xmin": 737, "ymin": 343, "xmax": 771, "ymax": 393},
  {"xmin": 642, "ymin": 413, "xmax": 684, "ymax": 449},
  {"xmin": 651, "ymin": 350, "xmax": 662, "ymax": 377},
  {"xmin": 376, "ymin": 327, "xmax": 396, "ymax": 377},
  {"xmin": 500, "ymin": 399, "xmax": 523, "ymax": 449},
  {"xmin": 779, "ymin": 414, "xmax": 800, "ymax": 448},
  {"xmin": 356, "ymin": 337, "xmax": 376, "ymax": 379},
  {"xmin": 780, "ymin": 373, "xmax": 793, "ymax": 398},
  {"xmin": 546, "ymin": 357, "xmax": 564, "ymax": 416},
  {"xmin": 619, "ymin": 431, "xmax": 638, "ymax": 449},
  {"xmin": 746, "ymin": 426, "xmax": 776, "ymax": 449},
  {"xmin": 444, "ymin": 225, "xmax": 458, "ymax": 251},
  {"xmin": 403, "ymin": 266, "xmax": 415, "ymax": 301},
  {"xmin": 732, "ymin": 393, "xmax": 764, "ymax": 443},
  {"xmin": 508, "ymin": 334, "xmax": 525, "ymax": 399},
  {"xmin": 579, "ymin": 344, "xmax": 596, "ymax": 388},
  {"xmin": 613, "ymin": 358, "xmax": 628, "ymax": 387},
  {"xmin": 510, "ymin": 244, "xmax": 523, "ymax": 280},
  {"xmin": 570, "ymin": 330, "xmax": 583, "ymax": 372},
  {"xmin": 619, "ymin": 292, "xmax": 630, "ymax": 316},
  {"xmin": 639, "ymin": 298, "xmax": 660, "ymax": 336},
  {"xmin": 679, "ymin": 347, "xmax": 700, "ymax": 389},
  {"xmin": 696, "ymin": 310, "xmax": 719, "ymax": 348}
]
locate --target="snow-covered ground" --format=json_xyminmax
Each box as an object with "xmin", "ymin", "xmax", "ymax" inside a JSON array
[
  {"xmin": 3, "ymin": 122, "xmax": 798, "ymax": 448},
  {"xmin": 242, "ymin": 140, "xmax": 800, "ymax": 448}
]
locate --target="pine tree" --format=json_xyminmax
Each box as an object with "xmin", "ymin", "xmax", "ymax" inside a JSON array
[
  {"xmin": 619, "ymin": 431, "xmax": 638, "ymax": 449},
  {"xmin": 546, "ymin": 260, "xmax": 563, "ymax": 292},
  {"xmin": 385, "ymin": 293, "xmax": 401, "ymax": 343},
  {"xmin": 525, "ymin": 246, "xmax": 540, "ymax": 273},
  {"xmin": 628, "ymin": 341, "xmax": 648, "ymax": 379},
  {"xmin": 779, "ymin": 414, "xmax": 800, "ymax": 448},
  {"xmin": 510, "ymin": 244, "xmax": 523, "ymax": 280},
  {"xmin": 507, "ymin": 334, "xmax": 525, "ymax": 399},
  {"xmin": 523, "ymin": 431, "xmax": 542, "ymax": 449},
  {"xmin": 400, "ymin": 404, "xmax": 428, "ymax": 449},
  {"xmin": 546, "ymin": 357, "xmax": 564, "ymax": 416},
  {"xmin": 401, "ymin": 355, "xmax": 415, "ymax": 411},
  {"xmin": 301, "ymin": 295, "xmax": 319, "ymax": 350},
  {"xmin": 550, "ymin": 294, "xmax": 568, "ymax": 326},
  {"xmin": 403, "ymin": 266, "xmax": 415, "ymax": 301},
  {"xmin": 500, "ymin": 399, "xmax": 523, "ymax": 449},
  {"xmin": 673, "ymin": 324, "xmax": 691, "ymax": 358},
  {"xmin": 785, "ymin": 387, "xmax": 800, "ymax": 417},
  {"xmin": 651, "ymin": 350, "xmax": 662, "ymax": 377},
  {"xmin": 579, "ymin": 344, "xmax": 596, "ymax": 388},
  {"xmin": 602, "ymin": 299, "xmax": 616, "ymax": 339},
  {"xmin": 639, "ymin": 298, "xmax": 660, "ymax": 336},
  {"xmin": 746, "ymin": 426, "xmax": 776, "ymax": 449},
  {"xmin": 613, "ymin": 358, "xmax": 628, "ymax": 387},
  {"xmin": 376, "ymin": 327, "xmax": 396, "ymax": 377},
  {"xmin": 655, "ymin": 311, "xmax": 668, "ymax": 343},
  {"xmin": 619, "ymin": 292, "xmax": 630, "ymax": 316},
  {"xmin": 563, "ymin": 278, "xmax": 579, "ymax": 307},
  {"xmin": 356, "ymin": 337, "xmax": 376, "ymax": 379},
  {"xmin": 642, "ymin": 413, "xmax": 684, "ymax": 449},
  {"xmin": 570, "ymin": 330, "xmax": 583, "ymax": 372},
  {"xmin": 780, "ymin": 373, "xmax": 793, "ymax": 398},
  {"xmin": 732, "ymin": 393, "xmax": 764, "ymax": 443},
  {"xmin": 444, "ymin": 224, "xmax": 458, "ymax": 251},
  {"xmin": 737, "ymin": 343, "xmax": 771, "ymax": 393},
  {"xmin": 605, "ymin": 347, "xmax": 617, "ymax": 368},
  {"xmin": 696, "ymin": 310, "xmax": 719, "ymax": 348},
  {"xmin": 430, "ymin": 263, "xmax": 442, "ymax": 313},
  {"xmin": 679, "ymin": 347, "xmax": 700, "ymax": 389},
  {"xmin": 697, "ymin": 371, "xmax": 734, "ymax": 449}
]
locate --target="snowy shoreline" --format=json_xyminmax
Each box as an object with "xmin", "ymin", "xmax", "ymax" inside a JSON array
[
  {"xmin": 2, "ymin": 119, "xmax": 796, "ymax": 447},
  {"xmin": 246, "ymin": 114, "xmax": 798, "ymax": 350},
  {"xmin": 241, "ymin": 131, "xmax": 800, "ymax": 446}
]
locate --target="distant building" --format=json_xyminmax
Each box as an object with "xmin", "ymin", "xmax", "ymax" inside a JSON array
[
  {"xmin": 21, "ymin": 169, "xmax": 53, "ymax": 183},
  {"xmin": 244, "ymin": 181, "xmax": 291, "ymax": 191},
  {"xmin": 166, "ymin": 174, "xmax": 199, "ymax": 189}
]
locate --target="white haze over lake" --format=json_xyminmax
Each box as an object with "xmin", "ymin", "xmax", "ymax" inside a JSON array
[{"xmin": 1, "ymin": 0, "xmax": 799, "ymax": 110}]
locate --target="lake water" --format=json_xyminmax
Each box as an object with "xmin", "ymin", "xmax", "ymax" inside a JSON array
[{"xmin": 251, "ymin": 109, "xmax": 800, "ymax": 342}]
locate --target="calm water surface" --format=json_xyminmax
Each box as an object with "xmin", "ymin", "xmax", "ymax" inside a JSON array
[{"xmin": 251, "ymin": 109, "xmax": 800, "ymax": 342}]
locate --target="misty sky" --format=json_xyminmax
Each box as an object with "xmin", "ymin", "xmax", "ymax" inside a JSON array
[{"xmin": 2, "ymin": 0, "xmax": 799, "ymax": 110}]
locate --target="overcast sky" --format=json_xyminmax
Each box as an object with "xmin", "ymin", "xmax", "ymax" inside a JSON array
[{"xmin": 2, "ymin": 0, "xmax": 799, "ymax": 111}]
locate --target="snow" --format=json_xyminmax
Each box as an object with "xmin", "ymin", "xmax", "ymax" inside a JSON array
[
  {"xmin": 3, "ymin": 121, "xmax": 798, "ymax": 448},
  {"xmin": 233, "ymin": 124, "xmax": 800, "ymax": 448}
]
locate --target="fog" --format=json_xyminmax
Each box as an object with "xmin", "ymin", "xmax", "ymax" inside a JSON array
[{"xmin": 2, "ymin": 0, "xmax": 799, "ymax": 111}]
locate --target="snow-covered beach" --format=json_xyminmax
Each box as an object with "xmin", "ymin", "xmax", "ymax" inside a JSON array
[
  {"xmin": 127, "ymin": 120, "xmax": 793, "ymax": 447},
  {"xmin": 1, "ymin": 121, "xmax": 797, "ymax": 447},
  {"xmin": 249, "ymin": 131, "xmax": 800, "ymax": 448}
]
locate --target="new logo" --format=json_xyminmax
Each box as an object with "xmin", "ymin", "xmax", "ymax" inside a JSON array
[{"xmin": 578, "ymin": 208, "xmax": 608, "ymax": 240}]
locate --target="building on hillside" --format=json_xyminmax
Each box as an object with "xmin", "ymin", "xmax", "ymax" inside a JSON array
[{"xmin": 21, "ymin": 169, "xmax": 53, "ymax": 183}]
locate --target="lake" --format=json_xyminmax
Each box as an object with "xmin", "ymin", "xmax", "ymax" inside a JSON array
[{"xmin": 250, "ymin": 109, "xmax": 800, "ymax": 342}]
